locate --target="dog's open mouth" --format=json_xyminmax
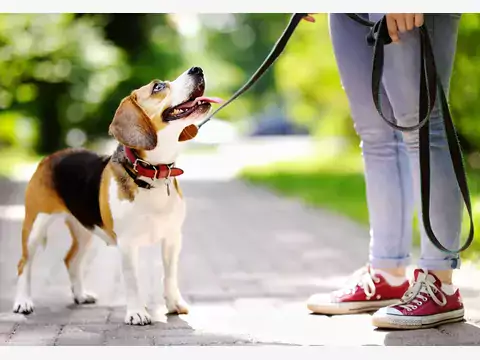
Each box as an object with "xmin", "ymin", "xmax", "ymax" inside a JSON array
[{"xmin": 163, "ymin": 91, "xmax": 222, "ymax": 122}]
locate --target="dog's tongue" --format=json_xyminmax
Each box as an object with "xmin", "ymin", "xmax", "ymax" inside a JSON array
[
  {"xmin": 196, "ymin": 96, "xmax": 223, "ymax": 104},
  {"xmin": 177, "ymin": 96, "xmax": 223, "ymax": 109}
]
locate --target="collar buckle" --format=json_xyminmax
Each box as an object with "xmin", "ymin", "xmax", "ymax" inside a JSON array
[{"xmin": 133, "ymin": 158, "xmax": 158, "ymax": 180}]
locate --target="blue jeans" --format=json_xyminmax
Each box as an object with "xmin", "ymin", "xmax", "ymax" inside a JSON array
[{"xmin": 328, "ymin": 13, "xmax": 463, "ymax": 270}]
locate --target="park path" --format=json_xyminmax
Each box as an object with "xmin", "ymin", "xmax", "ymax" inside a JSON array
[{"xmin": 1, "ymin": 138, "xmax": 480, "ymax": 346}]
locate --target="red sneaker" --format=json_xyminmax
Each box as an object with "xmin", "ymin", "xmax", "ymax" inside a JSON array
[
  {"xmin": 372, "ymin": 269, "xmax": 465, "ymax": 329},
  {"xmin": 307, "ymin": 266, "xmax": 409, "ymax": 315}
]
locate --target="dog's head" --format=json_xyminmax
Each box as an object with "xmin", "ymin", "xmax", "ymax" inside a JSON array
[{"xmin": 109, "ymin": 66, "xmax": 221, "ymax": 161}]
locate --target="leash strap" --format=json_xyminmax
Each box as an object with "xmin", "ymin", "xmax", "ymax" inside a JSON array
[
  {"xmin": 197, "ymin": 13, "xmax": 308, "ymax": 129},
  {"xmin": 347, "ymin": 13, "xmax": 474, "ymax": 254}
]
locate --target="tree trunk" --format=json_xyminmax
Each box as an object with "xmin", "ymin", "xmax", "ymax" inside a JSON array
[{"xmin": 35, "ymin": 82, "xmax": 68, "ymax": 155}]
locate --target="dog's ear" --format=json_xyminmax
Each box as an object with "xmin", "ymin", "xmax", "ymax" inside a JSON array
[
  {"xmin": 178, "ymin": 124, "xmax": 198, "ymax": 142},
  {"xmin": 109, "ymin": 95, "xmax": 157, "ymax": 150}
]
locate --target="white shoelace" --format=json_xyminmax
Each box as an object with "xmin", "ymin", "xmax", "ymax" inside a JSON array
[
  {"xmin": 398, "ymin": 270, "xmax": 447, "ymax": 311},
  {"xmin": 337, "ymin": 266, "xmax": 380, "ymax": 298}
]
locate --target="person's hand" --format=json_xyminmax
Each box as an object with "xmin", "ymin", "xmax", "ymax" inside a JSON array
[
  {"xmin": 386, "ymin": 13, "xmax": 424, "ymax": 43},
  {"xmin": 302, "ymin": 14, "xmax": 316, "ymax": 23}
]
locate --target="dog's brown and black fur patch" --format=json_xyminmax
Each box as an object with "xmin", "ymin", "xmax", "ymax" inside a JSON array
[{"xmin": 49, "ymin": 148, "xmax": 111, "ymax": 230}]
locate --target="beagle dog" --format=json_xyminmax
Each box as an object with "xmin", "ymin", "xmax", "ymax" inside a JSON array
[{"xmin": 12, "ymin": 66, "xmax": 221, "ymax": 325}]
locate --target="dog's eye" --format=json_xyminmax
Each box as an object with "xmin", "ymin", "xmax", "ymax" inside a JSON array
[{"xmin": 152, "ymin": 82, "xmax": 166, "ymax": 94}]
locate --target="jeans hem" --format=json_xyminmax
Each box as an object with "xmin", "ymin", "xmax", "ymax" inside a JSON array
[
  {"xmin": 369, "ymin": 255, "xmax": 411, "ymax": 269},
  {"xmin": 418, "ymin": 257, "xmax": 461, "ymax": 270}
]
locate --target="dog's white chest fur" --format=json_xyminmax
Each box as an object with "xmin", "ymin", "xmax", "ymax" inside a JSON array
[{"xmin": 109, "ymin": 178, "xmax": 186, "ymax": 246}]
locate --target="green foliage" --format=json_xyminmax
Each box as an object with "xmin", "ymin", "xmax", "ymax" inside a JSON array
[
  {"xmin": 450, "ymin": 14, "xmax": 480, "ymax": 155},
  {"xmin": 0, "ymin": 14, "xmax": 184, "ymax": 154},
  {"xmin": 0, "ymin": 13, "xmax": 479, "ymax": 158},
  {"xmin": 274, "ymin": 14, "xmax": 353, "ymax": 138},
  {"xmin": 242, "ymin": 150, "xmax": 369, "ymax": 224},
  {"xmin": 80, "ymin": 14, "xmax": 185, "ymax": 140},
  {"xmin": 190, "ymin": 14, "xmax": 294, "ymax": 122},
  {"xmin": 0, "ymin": 14, "xmax": 126, "ymax": 152}
]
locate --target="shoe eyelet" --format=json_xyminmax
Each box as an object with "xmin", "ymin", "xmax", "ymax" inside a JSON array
[{"xmin": 412, "ymin": 305, "xmax": 418, "ymax": 310}]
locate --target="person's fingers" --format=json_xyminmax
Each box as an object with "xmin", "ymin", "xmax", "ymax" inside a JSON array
[
  {"xmin": 396, "ymin": 16, "xmax": 407, "ymax": 33},
  {"xmin": 386, "ymin": 15, "xmax": 400, "ymax": 42},
  {"xmin": 405, "ymin": 14, "xmax": 415, "ymax": 31},
  {"xmin": 302, "ymin": 14, "xmax": 316, "ymax": 23},
  {"xmin": 414, "ymin": 13, "xmax": 424, "ymax": 27}
]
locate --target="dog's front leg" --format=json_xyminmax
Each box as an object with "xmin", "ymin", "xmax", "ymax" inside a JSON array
[
  {"xmin": 118, "ymin": 242, "xmax": 151, "ymax": 325},
  {"xmin": 162, "ymin": 232, "xmax": 189, "ymax": 315}
]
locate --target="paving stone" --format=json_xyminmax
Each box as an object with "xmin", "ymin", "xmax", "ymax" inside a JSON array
[
  {"xmin": 7, "ymin": 324, "xmax": 60, "ymax": 346},
  {"xmin": 1, "ymin": 175, "xmax": 480, "ymax": 346}
]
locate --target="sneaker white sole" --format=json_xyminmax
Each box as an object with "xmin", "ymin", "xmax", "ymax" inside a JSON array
[
  {"xmin": 372, "ymin": 308, "xmax": 465, "ymax": 330},
  {"xmin": 307, "ymin": 299, "xmax": 401, "ymax": 315}
]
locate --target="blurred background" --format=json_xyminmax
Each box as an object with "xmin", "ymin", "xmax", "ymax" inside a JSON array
[
  {"xmin": 2, "ymin": 14, "xmax": 480, "ymax": 346},
  {"xmin": 0, "ymin": 13, "xmax": 479, "ymax": 259}
]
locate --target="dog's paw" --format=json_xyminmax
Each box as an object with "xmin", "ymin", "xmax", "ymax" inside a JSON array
[
  {"xmin": 124, "ymin": 309, "xmax": 152, "ymax": 326},
  {"xmin": 74, "ymin": 292, "xmax": 97, "ymax": 305},
  {"xmin": 13, "ymin": 298, "xmax": 34, "ymax": 315},
  {"xmin": 166, "ymin": 297, "xmax": 189, "ymax": 315}
]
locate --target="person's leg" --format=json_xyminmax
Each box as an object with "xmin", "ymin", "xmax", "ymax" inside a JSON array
[
  {"xmin": 307, "ymin": 13, "xmax": 413, "ymax": 315},
  {"xmin": 370, "ymin": 13, "xmax": 464, "ymax": 329},
  {"xmin": 330, "ymin": 13, "xmax": 416, "ymax": 272}
]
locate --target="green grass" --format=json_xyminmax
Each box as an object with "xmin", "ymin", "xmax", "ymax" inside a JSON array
[
  {"xmin": 241, "ymin": 150, "xmax": 480, "ymax": 262},
  {"xmin": 243, "ymin": 151, "xmax": 369, "ymax": 224}
]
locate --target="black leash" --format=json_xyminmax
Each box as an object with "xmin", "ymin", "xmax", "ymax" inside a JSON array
[
  {"xmin": 346, "ymin": 13, "xmax": 474, "ymax": 255},
  {"xmin": 196, "ymin": 12, "xmax": 474, "ymax": 255},
  {"xmin": 197, "ymin": 13, "xmax": 308, "ymax": 129}
]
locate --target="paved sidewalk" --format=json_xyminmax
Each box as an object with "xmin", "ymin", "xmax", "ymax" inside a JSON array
[{"xmin": 1, "ymin": 163, "xmax": 480, "ymax": 345}]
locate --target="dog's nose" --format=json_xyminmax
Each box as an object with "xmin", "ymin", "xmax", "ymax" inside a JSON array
[{"xmin": 188, "ymin": 66, "xmax": 203, "ymax": 76}]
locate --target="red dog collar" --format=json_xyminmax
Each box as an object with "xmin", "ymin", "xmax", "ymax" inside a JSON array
[{"xmin": 124, "ymin": 147, "xmax": 184, "ymax": 180}]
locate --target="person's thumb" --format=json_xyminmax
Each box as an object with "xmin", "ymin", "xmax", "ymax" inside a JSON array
[{"xmin": 302, "ymin": 14, "xmax": 316, "ymax": 23}]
